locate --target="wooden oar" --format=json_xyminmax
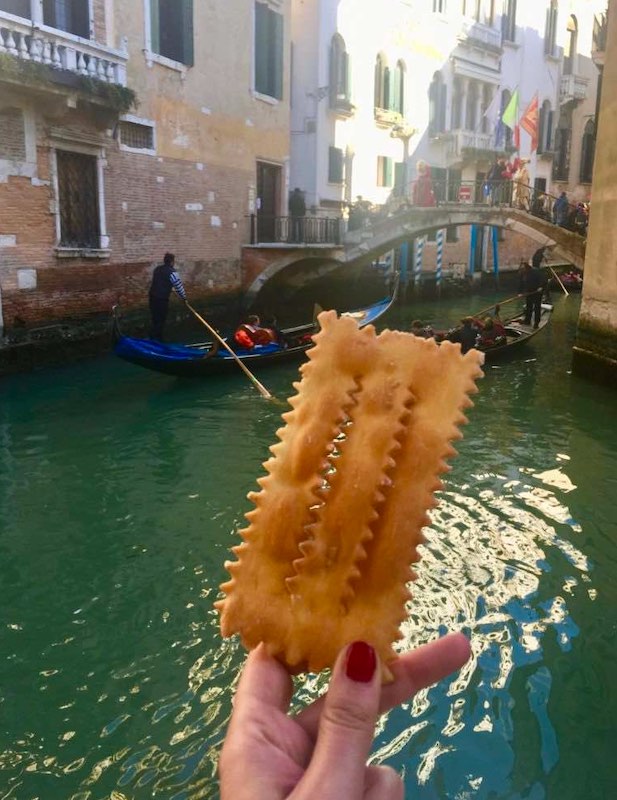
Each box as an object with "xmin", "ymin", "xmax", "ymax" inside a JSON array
[
  {"xmin": 550, "ymin": 267, "xmax": 570, "ymax": 297},
  {"xmin": 470, "ymin": 294, "xmax": 522, "ymax": 320},
  {"xmin": 185, "ymin": 302, "xmax": 274, "ymax": 400}
]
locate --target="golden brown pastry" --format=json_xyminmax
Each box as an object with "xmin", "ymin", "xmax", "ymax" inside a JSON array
[{"xmin": 216, "ymin": 311, "xmax": 484, "ymax": 678}]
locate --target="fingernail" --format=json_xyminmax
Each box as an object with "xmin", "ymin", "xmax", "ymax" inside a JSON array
[{"xmin": 345, "ymin": 641, "xmax": 377, "ymax": 683}]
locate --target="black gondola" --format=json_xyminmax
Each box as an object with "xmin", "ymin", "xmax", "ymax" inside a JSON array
[
  {"xmin": 111, "ymin": 295, "xmax": 395, "ymax": 378},
  {"xmin": 475, "ymin": 303, "xmax": 553, "ymax": 361}
]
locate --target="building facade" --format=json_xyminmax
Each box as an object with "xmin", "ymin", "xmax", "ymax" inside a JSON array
[
  {"xmin": 289, "ymin": 0, "xmax": 605, "ymax": 271},
  {"xmin": 0, "ymin": 0, "xmax": 291, "ymax": 334}
]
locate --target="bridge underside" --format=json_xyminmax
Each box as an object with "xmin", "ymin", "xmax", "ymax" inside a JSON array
[{"xmin": 242, "ymin": 206, "xmax": 586, "ymax": 308}]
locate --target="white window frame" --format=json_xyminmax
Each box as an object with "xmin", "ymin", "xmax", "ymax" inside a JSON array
[
  {"xmin": 14, "ymin": 0, "xmax": 97, "ymax": 41},
  {"xmin": 118, "ymin": 114, "xmax": 157, "ymax": 156},
  {"xmin": 50, "ymin": 139, "xmax": 109, "ymax": 255},
  {"xmin": 143, "ymin": 0, "xmax": 189, "ymax": 75}
]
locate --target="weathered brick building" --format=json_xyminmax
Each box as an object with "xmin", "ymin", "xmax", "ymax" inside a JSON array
[{"xmin": 0, "ymin": 0, "xmax": 291, "ymax": 336}]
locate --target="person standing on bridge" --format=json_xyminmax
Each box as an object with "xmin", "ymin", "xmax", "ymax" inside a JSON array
[
  {"xmin": 553, "ymin": 191, "xmax": 569, "ymax": 226},
  {"xmin": 513, "ymin": 158, "xmax": 531, "ymax": 210},
  {"xmin": 412, "ymin": 160, "xmax": 436, "ymax": 207},
  {"xmin": 288, "ymin": 187, "xmax": 306, "ymax": 243}
]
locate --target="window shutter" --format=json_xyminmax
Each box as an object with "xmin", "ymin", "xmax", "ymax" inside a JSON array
[
  {"xmin": 344, "ymin": 51, "xmax": 351, "ymax": 101},
  {"xmin": 272, "ymin": 8, "xmax": 283, "ymax": 100},
  {"xmin": 150, "ymin": 0, "xmax": 160, "ymax": 54},
  {"xmin": 329, "ymin": 147, "xmax": 343, "ymax": 183},
  {"xmin": 385, "ymin": 157, "xmax": 393, "ymax": 187},
  {"xmin": 394, "ymin": 162, "xmax": 405, "ymax": 195},
  {"xmin": 255, "ymin": 2, "xmax": 268, "ymax": 94},
  {"xmin": 182, "ymin": 0, "xmax": 194, "ymax": 66}
]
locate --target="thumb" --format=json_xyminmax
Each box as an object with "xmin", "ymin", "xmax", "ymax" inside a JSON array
[{"xmin": 297, "ymin": 641, "xmax": 380, "ymax": 799}]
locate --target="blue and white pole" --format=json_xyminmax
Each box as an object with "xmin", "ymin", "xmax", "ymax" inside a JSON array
[
  {"xmin": 436, "ymin": 228, "xmax": 444, "ymax": 292},
  {"xmin": 414, "ymin": 236, "xmax": 425, "ymax": 286}
]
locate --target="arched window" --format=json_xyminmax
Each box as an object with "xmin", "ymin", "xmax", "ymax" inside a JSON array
[
  {"xmin": 500, "ymin": 89, "xmax": 513, "ymax": 148},
  {"xmin": 374, "ymin": 53, "xmax": 388, "ymax": 109},
  {"xmin": 389, "ymin": 60, "xmax": 405, "ymax": 114},
  {"xmin": 544, "ymin": 1, "xmax": 558, "ymax": 56},
  {"xmin": 452, "ymin": 77, "xmax": 464, "ymax": 129},
  {"xmin": 429, "ymin": 71, "xmax": 447, "ymax": 135},
  {"xmin": 502, "ymin": 0, "xmax": 517, "ymax": 42},
  {"xmin": 564, "ymin": 15, "xmax": 578, "ymax": 75},
  {"xmin": 538, "ymin": 100, "xmax": 553, "ymax": 153},
  {"xmin": 553, "ymin": 114, "xmax": 571, "ymax": 181},
  {"xmin": 466, "ymin": 82, "xmax": 478, "ymax": 131},
  {"xmin": 580, "ymin": 118, "xmax": 595, "ymax": 183},
  {"xmin": 329, "ymin": 34, "xmax": 351, "ymax": 108}
]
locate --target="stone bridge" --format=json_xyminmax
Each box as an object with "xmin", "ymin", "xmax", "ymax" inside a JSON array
[{"xmin": 242, "ymin": 204, "xmax": 586, "ymax": 306}]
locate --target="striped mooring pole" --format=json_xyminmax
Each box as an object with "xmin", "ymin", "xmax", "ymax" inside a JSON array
[
  {"xmin": 414, "ymin": 236, "xmax": 425, "ymax": 286},
  {"xmin": 435, "ymin": 228, "xmax": 444, "ymax": 293}
]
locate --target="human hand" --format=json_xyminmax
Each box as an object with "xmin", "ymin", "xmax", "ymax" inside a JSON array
[{"xmin": 219, "ymin": 634, "xmax": 470, "ymax": 799}]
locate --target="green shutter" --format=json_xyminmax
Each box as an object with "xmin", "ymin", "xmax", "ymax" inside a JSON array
[
  {"xmin": 344, "ymin": 51, "xmax": 351, "ymax": 101},
  {"xmin": 385, "ymin": 157, "xmax": 393, "ymax": 187},
  {"xmin": 150, "ymin": 0, "xmax": 160, "ymax": 54},
  {"xmin": 255, "ymin": 2, "xmax": 268, "ymax": 94},
  {"xmin": 394, "ymin": 161, "xmax": 405, "ymax": 194},
  {"xmin": 390, "ymin": 66, "xmax": 400, "ymax": 112},
  {"xmin": 182, "ymin": 0, "xmax": 194, "ymax": 66},
  {"xmin": 272, "ymin": 7, "xmax": 283, "ymax": 100}
]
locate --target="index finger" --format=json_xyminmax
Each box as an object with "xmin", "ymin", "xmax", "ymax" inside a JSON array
[{"xmin": 295, "ymin": 633, "xmax": 470, "ymax": 737}]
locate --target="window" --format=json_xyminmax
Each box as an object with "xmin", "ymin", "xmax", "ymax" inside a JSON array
[
  {"xmin": 255, "ymin": 1, "xmax": 283, "ymax": 99},
  {"xmin": 390, "ymin": 60, "xmax": 405, "ymax": 115},
  {"xmin": 553, "ymin": 120, "xmax": 571, "ymax": 181},
  {"xmin": 119, "ymin": 120, "xmax": 155, "ymax": 152},
  {"xmin": 56, "ymin": 150, "xmax": 100, "ymax": 248},
  {"xmin": 394, "ymin": 161, "xmax": 406, "ymax": 196},
  {"xmin": 538, "ymin": 100, "xmax": 553, "ymax": 153},
  {"xmin": 499, "ymin": 89, "xmax": 513, "ymax": 148},
  {"xmin": 544, "ymin": 0, "xmax": 558, "ymax": 56},
  {"xmin": 377, "ymin": 156, "xmax": 393, "ymax": 187},
  {"xmin": 481, "ymin": 85, "xmax": 493, "ymax": 133},
  {"xmin": 502, "ymin": 0, "xmax": 517, "ymax": 42},
  {"xmin": 149, "ymin": 0, "xmax": 193, "ymax": 65},
  {"xmin": 463, "ymin": 0, "xmax": 492, "ymax": 24},
  {"xmin": 465, "ymin": 81, "xmax": 478, "ymax": 131},
  {"xmin": 564, "ymin": 14, "xmax": 578, "ymax": 75},
  {"xmin": 433, "ymin": 0, "xmax": 447, "ymax": 12},
  {"xmin": 580, "ymin": 119, "xmax": 595, "ymax": 183},
  {"xmin": 329, "ymin": 34, "xmax": 351, "ymax": 108},
  {"xmin": 328, "ymin": 146, "xmax": 344, "ymax": 183},
  {"xmin": 0, "ymin": 107, "xmax": 26, "ymax": 161},
  {"xmin": 451, "ymin": 77, "xmax": 464, "ymax": 129},
  {"xmin": 0, "ymin": 0, "xmax": 30, "ymax": 18},
  {"xmin": 429, "ymin": 72, "xmax": 447, "ymax": 136},
  {"xmin": 374, "ymin": 53, "xmax": 388, "ymax": 109},
  {"xmin": 42, "ymin": 0, "xmax": 89, "ymax": 37}
]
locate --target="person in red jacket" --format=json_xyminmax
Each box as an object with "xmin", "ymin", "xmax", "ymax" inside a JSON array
[{"xmin": 234, "ymin": 315, "xmax": 274, "ymax": 349}]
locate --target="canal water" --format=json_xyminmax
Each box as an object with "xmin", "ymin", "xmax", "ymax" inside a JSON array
[{"xmin": 1, "ymin": 294, "xmax": 615, "ymax": 800}]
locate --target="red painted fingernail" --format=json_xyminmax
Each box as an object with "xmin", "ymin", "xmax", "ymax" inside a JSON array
[{"xmin": 345, "ymin": 641, "xmax": 377, "ymax": 683}]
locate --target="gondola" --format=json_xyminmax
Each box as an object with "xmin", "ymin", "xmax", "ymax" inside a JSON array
[
  {"xmin": 111, "ymin": 294, "xmax": 395, "ymax": 378},
  {"xmin": 475, "ymin": 303, "xmax": 553, "ymax": 361}
]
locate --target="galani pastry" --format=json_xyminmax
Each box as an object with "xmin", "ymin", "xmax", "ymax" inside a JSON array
[{"xmin": 216, "ymin": 310, "xmax": 484, "ymax": 679}]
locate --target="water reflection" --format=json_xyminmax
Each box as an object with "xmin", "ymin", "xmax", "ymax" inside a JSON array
[{"xmin": 1, "ymin": 297, "xmax": 615, "ymax": 800}]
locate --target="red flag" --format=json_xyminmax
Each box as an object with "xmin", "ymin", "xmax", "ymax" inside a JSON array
[{"xmin": 519, "ymin": 94, "xmax": 539, "ymax": 152}]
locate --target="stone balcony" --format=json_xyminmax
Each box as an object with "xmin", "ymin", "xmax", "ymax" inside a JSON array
[
  {"xmin": 560, "ymin": 73, "xmax": 589, "ymax": 106},
  {"xmin": 0, "ymin": 10, "xmax": 127, "ymax": 87},
  {"xmin": 458, "ymin": 18, "xmax": 502, "ymax": 52},
  {"xmin": 448, "ymin": 129, "xmax": 498, "ymax": 158}
]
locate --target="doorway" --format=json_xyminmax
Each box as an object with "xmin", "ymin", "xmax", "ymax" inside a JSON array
[{"xmin": 256, "ymin": 161, "xmax": 282, "ymax": 242}]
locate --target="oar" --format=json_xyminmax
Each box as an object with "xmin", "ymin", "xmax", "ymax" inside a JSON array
[
  {"xmin": 185, "ymin": 302, "xmax": 274, "ymax": 400},
  {"xmin": 470, "ymin": 294, "xmax": 522, "ymax": 319},
  {"xmin": 550, "ymin": 267, "xmax": 570, "ymax": 297}
]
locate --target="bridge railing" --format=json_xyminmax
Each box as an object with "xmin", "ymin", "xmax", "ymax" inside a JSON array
[
  {"xmin": 399, "ymin": 179, "xmax": 589, "ymax": 236},
  {"xmin": 246, "ymin": 214, "xmax": 342, "ymax": 245}
]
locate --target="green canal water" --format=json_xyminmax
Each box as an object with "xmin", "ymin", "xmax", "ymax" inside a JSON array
[{"xmin": 1, "ymin": 294, "xmax": 615, "ymax": 799}]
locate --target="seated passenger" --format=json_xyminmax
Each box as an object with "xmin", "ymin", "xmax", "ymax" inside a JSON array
[
  {"xmin": 410, "ymin": 320, "xmax": 434, "ymax": 339},
  {"xmin": 234, "ymin": 315, "xmax": 273, "ymax": 349},
  {"xmin": 261, "ymin": 316, "xmax": 286, "ymax": 347},
  {"xmin": 448, "ymin": 317, "xmax": 478, "ymax": 354}
]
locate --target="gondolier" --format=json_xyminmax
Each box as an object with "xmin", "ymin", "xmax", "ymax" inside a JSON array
[
  {"xmin": 148, "ymin": 252, "xmax": 187, "ymax": 340},
  {"xmin": 518, "ymin": 261, "xmax": 548, "ymax": 329}
]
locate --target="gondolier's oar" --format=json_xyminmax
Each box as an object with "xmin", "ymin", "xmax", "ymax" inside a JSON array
[
  {"xmin": 550, "ymin": 267, "xmax": 570, "ymax": 297},
  {"xmin": 185, "ymin": 302, "xmax": 274, "ymax": 400},
  {"xmin": 470, "ymin": 294, "xmax": 522, "ymax": 319}
]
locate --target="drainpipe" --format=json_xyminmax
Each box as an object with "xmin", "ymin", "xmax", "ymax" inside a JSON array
[{"xmin": 0, "ymin": 280, "xmax": 4, "ymax": 340}]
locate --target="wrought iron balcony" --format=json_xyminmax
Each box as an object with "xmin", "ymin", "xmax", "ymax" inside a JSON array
[
  {"xmin": 0, "ymin": 10, "xmax": 127, "ymax": 86},
  {"xmin": 560, "ymin": 73, "xmax": 589, "ymax": 105}
]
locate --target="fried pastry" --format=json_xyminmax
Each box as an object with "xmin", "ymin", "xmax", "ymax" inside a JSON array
[{"xmin": 216, "ymin": 311, "xmax": 484, "ymax": 678}]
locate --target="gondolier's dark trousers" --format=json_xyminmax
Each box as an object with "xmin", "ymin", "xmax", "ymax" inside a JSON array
[
  {"xmin": 149, "ymin": 295, "xmax": 169, "ymax": 340},
  {"xmin": 524, "ymin": 291, "xmax": 543, "ymax": 328}
]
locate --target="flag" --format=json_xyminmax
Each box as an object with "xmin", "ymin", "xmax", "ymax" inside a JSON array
[
  {"xmin": 501, "ymin": 89, "xmax": 519, "ymax": 130},
  {"xmin": 520, "ymin": 93, "xmax": 539, "ymax": 152}
]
